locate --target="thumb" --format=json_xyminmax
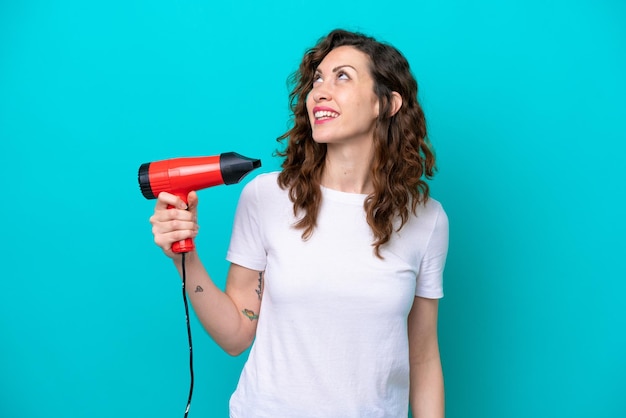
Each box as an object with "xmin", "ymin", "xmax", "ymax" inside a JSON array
[{"xmin": 187, "ymin": 190, "xmax": 199, "ymax": 212}]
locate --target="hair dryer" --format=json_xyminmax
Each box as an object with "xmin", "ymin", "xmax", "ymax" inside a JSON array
[{"xmin": 138, "ymin": 152, "xmax": 261, "ymax": 253}]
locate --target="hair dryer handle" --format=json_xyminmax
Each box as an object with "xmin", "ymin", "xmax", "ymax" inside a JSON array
[
  {"xmin": 172, "ymin": 239, "xmax": 194, "ymax": 253},
  {"xmin": 167, "ymin": 203, "xmax": 195, "ymax": 254}
]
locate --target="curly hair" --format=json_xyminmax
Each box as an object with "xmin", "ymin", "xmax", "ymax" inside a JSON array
[{"xmin": 276, "ymin": 29, "xmax": 436, "ymax": 258}]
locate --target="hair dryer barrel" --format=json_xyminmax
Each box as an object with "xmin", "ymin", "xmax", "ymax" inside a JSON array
[{"xmin": 138, "ymin": 152, "xmax": 261, "ymax": 253}]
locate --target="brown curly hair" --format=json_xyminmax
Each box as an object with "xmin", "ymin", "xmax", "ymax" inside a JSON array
[{"xmin": 276, "ymin": 29, "xmax": 436, "ymax": 258}]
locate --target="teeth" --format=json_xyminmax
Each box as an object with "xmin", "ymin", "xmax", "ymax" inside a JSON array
[{"xmin": 314, "ymin": 110, "xmax": 339, "ymax": 119}]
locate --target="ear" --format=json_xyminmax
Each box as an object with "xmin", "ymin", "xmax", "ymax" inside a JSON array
[{"xmin": 389, "ymin": 91, "xmax": 402, "ymax": 117}]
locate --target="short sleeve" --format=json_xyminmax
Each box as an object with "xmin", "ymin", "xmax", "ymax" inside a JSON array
[
  {"xmin": 415, "ymin": 204, "xmax": 449, "ymax": 299},
  {"xmin": 226, "ymin": 178, "xmax": 267, "ymax": 272}
]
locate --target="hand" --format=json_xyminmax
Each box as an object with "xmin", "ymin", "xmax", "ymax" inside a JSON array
[{"xmin": 149, "ymin": 191, "xmax": 199, "ymax": 259}]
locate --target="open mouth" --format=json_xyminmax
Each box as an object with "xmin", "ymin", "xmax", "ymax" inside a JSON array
[{"xmin": 313, "ymin": 108, "xmax": 339, "ymax": 123}]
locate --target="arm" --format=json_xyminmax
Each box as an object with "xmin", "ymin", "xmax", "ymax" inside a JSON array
[
  {"xmin": 150, "ymin": 191, "xmax": 262, "ymax": 356},
  {"xmin": 408, "ymin": 296, "xmax": 444, "ymax": 418}
]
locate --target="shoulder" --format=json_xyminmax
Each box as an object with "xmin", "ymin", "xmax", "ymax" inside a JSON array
[
  {"xmin": 241, "ymin": 171, "xmax": 282, "ymax": 196},
  {"xmin": 239, "ymin": 171, "xmax": 289, "ymax": 208},
  {"xmin": 401, "ymin": 197, "xmax": 449, "ymax": 246},
  {"xmin": 245, "ymin": 171, "xmax": 279, "ymax": 186},
  {"xmin": 414, "ymin": 197, "xmax": 447, "ymax": 226}
]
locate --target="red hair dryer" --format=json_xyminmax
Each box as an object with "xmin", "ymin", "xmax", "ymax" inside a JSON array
[{"xmin": 138, "ymin": 152, "xmax": 261, "ymax": 253}]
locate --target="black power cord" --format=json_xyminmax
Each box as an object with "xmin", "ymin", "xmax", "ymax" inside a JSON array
[{"xmin": 181, "ymin": 252, "xmax": 194, "ymax": 417}]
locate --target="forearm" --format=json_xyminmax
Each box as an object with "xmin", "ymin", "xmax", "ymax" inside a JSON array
[
  {"xmin": 410, "ymin": 356, "xmax": 445, "ymax": 418},
  {"xmin": 173, "ymin": 251, "xmax": 252, "ymax": 355},
  {"xmin": 408, "ymin": 297, "xmax": 445, "ymax": 418}
]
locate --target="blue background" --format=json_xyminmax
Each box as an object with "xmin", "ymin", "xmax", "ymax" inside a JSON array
[{"xmin": 1, "ymin": 0, "xmax": 624, "ymax": 417}]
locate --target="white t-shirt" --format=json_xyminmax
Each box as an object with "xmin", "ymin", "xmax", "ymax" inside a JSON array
[{"xmin": 226, "ymin": 172, "xmax": 448, "ymax": 418}]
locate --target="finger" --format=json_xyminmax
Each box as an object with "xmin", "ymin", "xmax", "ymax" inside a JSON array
[
  {"xmin": 156, "ymin": 192, "xmax": 188, "ymax": 210},
  {"xmin": 150, "ymin": 209, "xmax": 196, "ymax": 229},
  {"xmin": 187, "ymin": 191, "xmax": 199, "ymax": 211},
  {"xmin": 187, "ymin": 192, "xmax": 199, "ymax": 219},
  {"xmin": 152, "ymin": 218, "xmax": 198, "ymax": 235},
  {"xmin": 154, "ymin": 229, "xmax": 198, "ymax": 251}
]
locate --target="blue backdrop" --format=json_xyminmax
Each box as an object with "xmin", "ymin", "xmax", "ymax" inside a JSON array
[{"xmin": 1, "ymin": 0, "xmax": 624, "ymax": 417}]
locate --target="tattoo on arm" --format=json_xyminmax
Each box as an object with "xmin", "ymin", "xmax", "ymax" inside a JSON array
[
  {"xmin": 195, "ymin": 285, "xmax": 203, "ymax": 293},
  {"xmin": 255, "ymin": 272, "xmax": 263, "ymax": 301},
  {"xmin": 242, "ymin": 309, "xmax": 259, "ymax": 321},
  {"xmin": 241, "ymin": 272, "xmax": 263, "ymax": 321}
]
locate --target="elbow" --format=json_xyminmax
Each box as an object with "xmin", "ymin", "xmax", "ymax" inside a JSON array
[
  {"xmin": 224, "ymin": 346, "xmax": 247, "ymax": 357},
  {"xmin": 221, "ymin": 335, "xmax": 254, "ymax": 357}
]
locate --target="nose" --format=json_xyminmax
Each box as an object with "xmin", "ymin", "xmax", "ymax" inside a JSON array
[{"xmin": 311, "ymin": 82, "xmax": 331, "ymax": 102}]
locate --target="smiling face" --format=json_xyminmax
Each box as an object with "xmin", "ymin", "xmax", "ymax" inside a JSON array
[{"xmin": 306, "ymin": 46, "xmax": 380, "ymax": 148}]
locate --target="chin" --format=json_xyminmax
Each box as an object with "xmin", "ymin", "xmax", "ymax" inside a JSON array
[
  {"xmin": 311, "ymin": 136, "xmax": 333, "ymax": 145},
  {"xmin": 310, "ymin": 131, "xmax": 329, "ymax": 144}
]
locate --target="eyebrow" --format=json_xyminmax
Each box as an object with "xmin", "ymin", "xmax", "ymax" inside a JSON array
[{"xmin": 315, "ymin": 64, "xmax": 358, "ymax": 74}]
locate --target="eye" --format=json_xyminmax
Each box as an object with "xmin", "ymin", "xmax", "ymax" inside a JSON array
[
  {"xmin": 312, "ymin": 72, "xmax": 323, "ymax": 84},
  {"xmin": 337, "ymin": 71, "xmax": 350, "ymax": 80}
]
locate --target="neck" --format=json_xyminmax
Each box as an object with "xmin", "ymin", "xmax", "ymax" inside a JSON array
[{"xmin": 321, "ymin": 143, "xmax": 374, "ymax": 194}]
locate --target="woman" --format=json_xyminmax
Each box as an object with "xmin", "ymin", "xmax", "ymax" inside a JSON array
[{"xmin": 150, "ymin": 29, "xmax": 448, "ymax": 418}]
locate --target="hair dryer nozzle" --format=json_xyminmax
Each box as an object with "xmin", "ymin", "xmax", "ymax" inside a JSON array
[{"xmin": 220, "ymin": 152, "xmax": 262, "ymax": 185}]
